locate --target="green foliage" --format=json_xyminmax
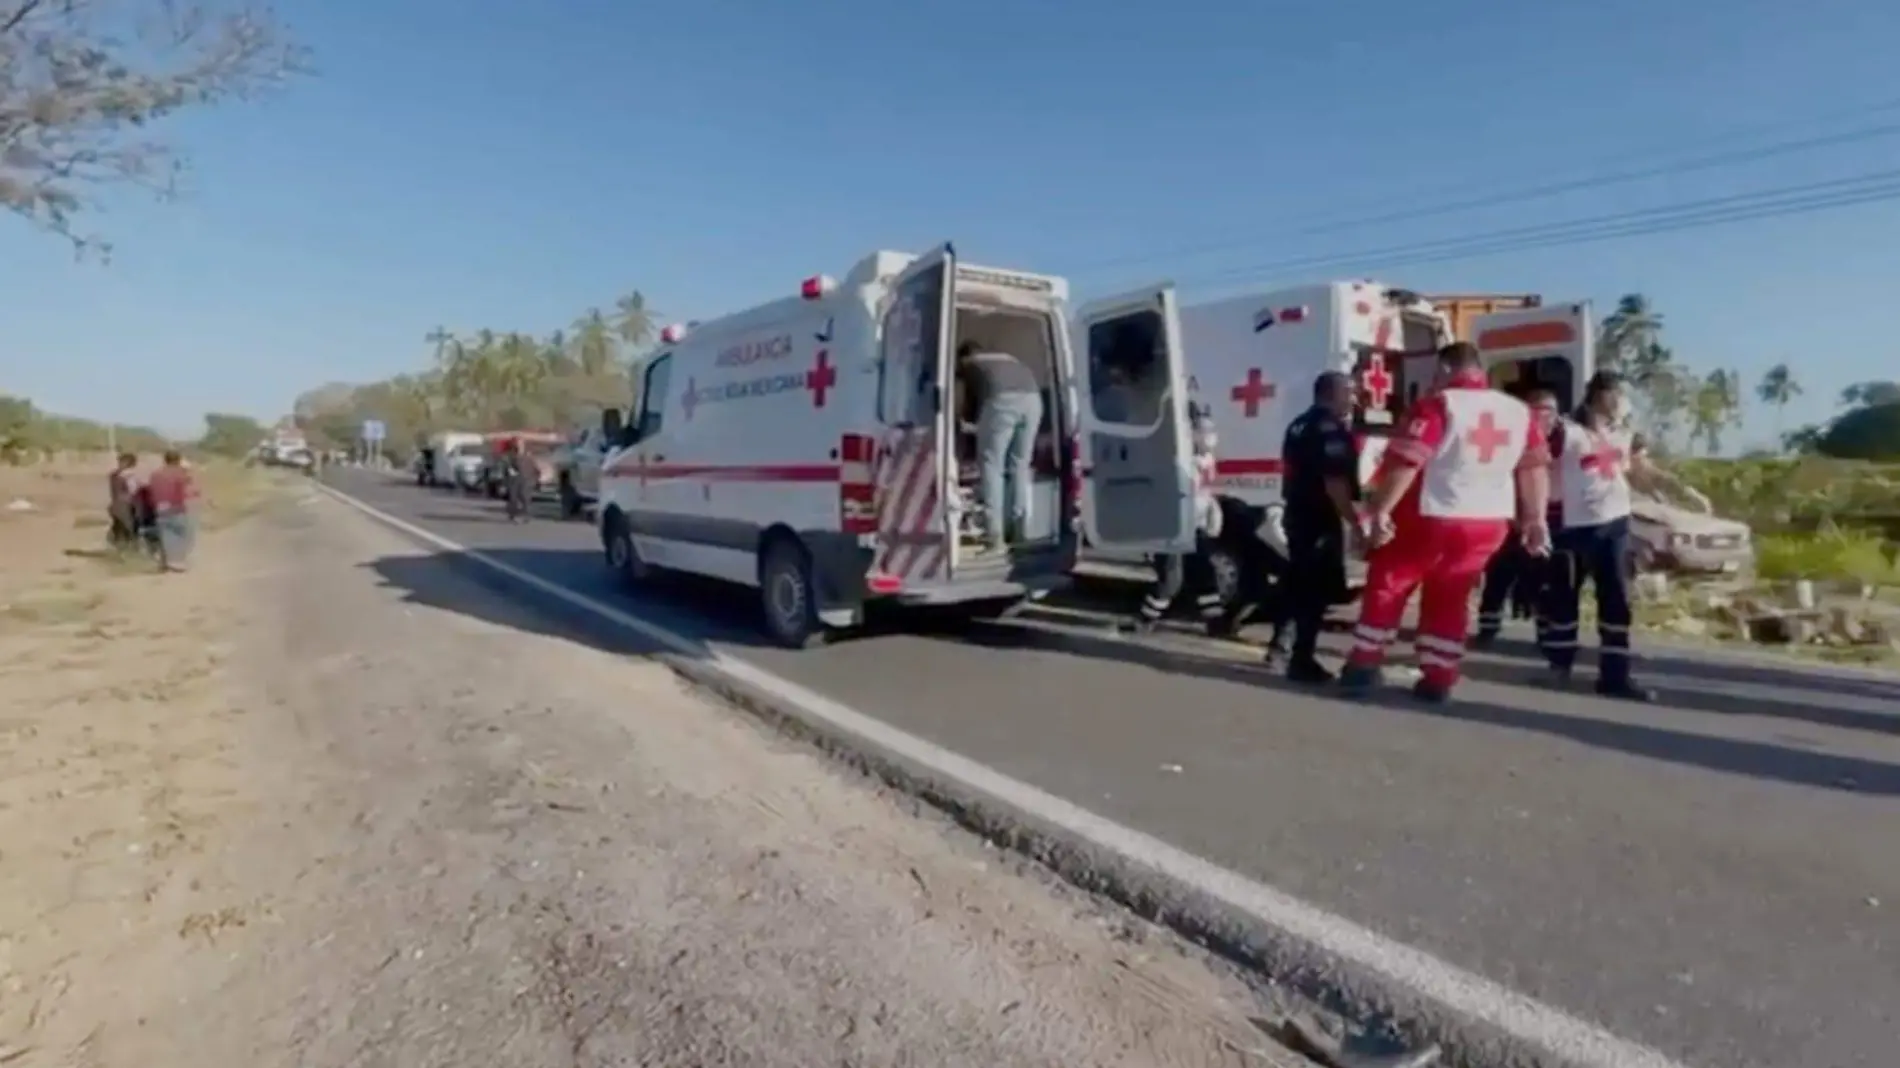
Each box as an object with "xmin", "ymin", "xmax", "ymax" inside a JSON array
[
  {"xmin": 199, "ymin": 411, "xmax": 267, "ymax": 458},
  {"xmin": 294, "ymin": 291, "xmax": 658, "ymax": 463},
  {"xmin": 1754, "ymin": 528, "xmax": 1900, "ymax": 585},
  {"xmin": 0, "ymin": 392, "xmax": 170, "ymax": 462},
  {"xmin": 1, "ymin": 0, "xmax": 309, "ymax": 253},
  {"xmin": 1816, "ymin": 402, "xmax": 1900, "ymax": 462},
  {"xmin": 1670, "ymin": 456, "xmax": 1900, "ymax": 533}
]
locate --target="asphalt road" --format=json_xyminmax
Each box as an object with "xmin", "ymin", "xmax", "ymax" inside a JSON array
[{"xmin": 332, "ymin": 469, "xmax": 1900, "ymax": 1068}]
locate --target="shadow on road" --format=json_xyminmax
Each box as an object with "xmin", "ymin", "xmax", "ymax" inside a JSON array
[
  {"xmin": 944, "ymin": 620, "xmax": 1900, "ymax": 797},
  {"xmin": 1478, "ymin": 632, "xmax": 1900, "ymax": 702},
  {"xmin": 1455, "ymin": 656, "xmax": 1900, "ymax": 739}
]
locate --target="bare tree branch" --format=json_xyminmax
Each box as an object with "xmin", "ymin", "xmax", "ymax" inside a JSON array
[{"xmin": 0, "ymin": 0, "xmax": 309, "ymax": 254}]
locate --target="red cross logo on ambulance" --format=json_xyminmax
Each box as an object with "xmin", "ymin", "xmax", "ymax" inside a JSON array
[
  {"xmin": 680, "ymin": 376, "xmax": 700, "ymax": 421},
  {"xmin": 806, "ymin": 349, "xmax": 836, "ymax": 408}
]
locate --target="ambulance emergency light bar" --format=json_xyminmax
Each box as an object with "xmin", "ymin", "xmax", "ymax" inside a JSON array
[
  {"xmin": 801, "ymin": 275, "xmax": 837, "ymax": 300},
  {"xmin": 660, "ymin": 323, "xmax": 688, "ymax": 343}
]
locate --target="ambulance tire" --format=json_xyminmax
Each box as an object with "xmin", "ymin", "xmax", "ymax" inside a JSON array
[
  {"xmin": 759, "ymin": 535, "xmax": 826, "ymax": 650},
  {"xmin": 559, "ymin": 476, "xmax": 584, "ymax": 519},
  {"xmin": 602, "ymin": 511, "xmax": 652, "ymax": 590}
]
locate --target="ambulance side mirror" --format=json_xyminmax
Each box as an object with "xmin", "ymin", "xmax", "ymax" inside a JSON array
[{"xmin": 601, "ymin": 407, "xmax": 624, "ymax": 443}]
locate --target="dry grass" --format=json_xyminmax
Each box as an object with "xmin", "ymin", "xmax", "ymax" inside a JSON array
[{"xmin": 0, "ymin": 457, "xmax": 287, "ymax": 1064}]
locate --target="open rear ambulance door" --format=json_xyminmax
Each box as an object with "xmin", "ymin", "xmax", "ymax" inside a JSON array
[
  {"xmin": 1472, "ymin": 301, "xmax": 1595, "ymax": 411},
  {"xmin": 1075, "ymin": 283, "xmax": 1196, "ymax": 556},
  {"xmin": 872, "ymin": 243, "xmax": 959, "ymax": 587}
]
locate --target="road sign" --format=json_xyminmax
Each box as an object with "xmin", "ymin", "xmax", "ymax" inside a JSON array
[{"xmin": 361, "ymin": 419, "xmax": 386, "ymax": 442}]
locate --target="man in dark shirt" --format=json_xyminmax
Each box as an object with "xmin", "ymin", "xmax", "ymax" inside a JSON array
[
  {"xmin": 957, "ymin": 341, "xmax": 1044, "ymax": 551},
  {"xmin": 504, "ymin": 440, "xmax": 536, "ymax": 523},
  {"xmin": 1473, "ymin": 387, "xmax": 1559, "ymax": 646},
  {"xmin": 1274, "ymin": 371, "xmax": 1359, "ymax": 682}
]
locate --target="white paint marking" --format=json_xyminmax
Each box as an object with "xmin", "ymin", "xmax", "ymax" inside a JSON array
[{"xmin": 314, "ymin": 480, "xmax": 1690, "ymax": 1068}]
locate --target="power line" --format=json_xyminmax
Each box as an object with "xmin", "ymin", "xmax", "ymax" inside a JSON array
[
  {"xmin": 1073, "ymin": 95, "xmax": 1900, "ymax": 275},
  {"xmin": 1171, "ymin": 169, "xmax": 1900, "ymax": 289}
]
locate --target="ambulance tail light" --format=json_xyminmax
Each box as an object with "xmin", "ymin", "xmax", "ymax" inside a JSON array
[
  {"xmin": 801, "ymin": 275, "xmax": 836, "ymax": 301},
  {"xmin": 660, "ymin": 323, "xmax": 688, "ymax": 344},
  {"xmin": 838, "ymin": 432, "xmax": 878, "ymax": 535}
]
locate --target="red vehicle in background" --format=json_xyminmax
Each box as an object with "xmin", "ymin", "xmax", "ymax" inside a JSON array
[{"xmin": 479, "ymin": 431, "xmax": 563, "ymax": 499}]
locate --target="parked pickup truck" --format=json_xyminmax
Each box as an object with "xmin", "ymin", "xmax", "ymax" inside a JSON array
[{"xmin": 551, "ymin": 424, "xmax": 615, "ymax": 519}]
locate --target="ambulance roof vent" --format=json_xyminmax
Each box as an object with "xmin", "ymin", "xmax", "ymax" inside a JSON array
[
  {"xmin": 659, "ymin": 323, "xmax": 688, "ymax": 344},
  {"xmin": 801, "ymin": 275, "xmax": 837, "ymax": 300}
]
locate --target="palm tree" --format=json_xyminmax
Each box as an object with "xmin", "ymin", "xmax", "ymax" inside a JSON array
[
  {"xmin": 1598, "ymin": 294, "xmax": 1663, "ymax": 373},
  {"xmin": 1690, "ymin": 368, "xmax": 1742, "ymax": 455},
  {"xmin": 571, "ymin": 308, "xmax": 616, "ymax": 376},
  {"xmin": 612, "ymin": 290, "xmax": 656, "ymax": 351},
  {"xmin": 425, "ymin": 325, "xmax": 453, "ymax": 367},
  {"xmin": 1755, "ymin": 363, "xmax": 1802, "ymax": 442}
]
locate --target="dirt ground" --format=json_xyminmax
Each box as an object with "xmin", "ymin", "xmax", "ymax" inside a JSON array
[{"xmin": 0, "ymin": 463, "xmax": 1306, "ymax": 1067}]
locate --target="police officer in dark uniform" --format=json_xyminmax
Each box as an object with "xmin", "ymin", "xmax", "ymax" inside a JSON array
[{"xmin": 1273, "ymin": 371, "xmax": 1359, "ymax": 683}]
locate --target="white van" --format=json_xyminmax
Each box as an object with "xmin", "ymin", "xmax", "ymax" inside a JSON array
[
  {"xmin": 1080, "ymin": 283, "xmax": 1594, "ymax": 624},
  {"xmin": 594, "ymin": 246, "xmax": 1198, "ymax": 648},
  {"xmin": 428, "ymin": 431, "xmax": 487, "ymax": 489}
]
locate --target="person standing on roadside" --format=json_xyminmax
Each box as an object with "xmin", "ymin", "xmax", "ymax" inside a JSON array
[
  {"xmin": 1270, "ymin": 371, "xmax": 1360, "ymax": 682},
  {"xmin": 1473, "ymin": 387, "xmax": 1561, "ymax": 646},
  {"xmin": 1538, "ymin": 371, "xmax": 1674, "ymax": 702},
  {"xmin": 1340, "ymin": 343, "xmax": 1552, "ymax": 703},
  {"xmin": 144, "ymin": 450, "xmax": 199, "ymax": 572},
  {"xmin": 504, "ymin": 439, "xmax": 535, "ymax": 523},
  {"xmin": 106, "ymin": 452, "xmax": 141, "ymax": 550},
  {"xmin": 1123, "ymin": 399, "xmax": 1225, "ymax": 635}
]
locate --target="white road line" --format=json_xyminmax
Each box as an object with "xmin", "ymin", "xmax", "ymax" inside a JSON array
[{"xmin": 314, "ymin": 480, "xmax": 1692, "ymax": 1068}]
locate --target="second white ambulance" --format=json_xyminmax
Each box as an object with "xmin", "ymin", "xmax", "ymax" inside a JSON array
[
  {"xmin": 1080, "ymin": 282, "xmax": 1596, "ymax": 620},
  {"xmin": 593, "ymin": 246, "xmax": 1201, "ymax": 648}
]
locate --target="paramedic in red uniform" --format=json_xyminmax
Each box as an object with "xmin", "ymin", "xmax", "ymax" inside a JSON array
[{"xmin": 1340, "ymin": 342, "xmax": 1553, "ymax": 702}]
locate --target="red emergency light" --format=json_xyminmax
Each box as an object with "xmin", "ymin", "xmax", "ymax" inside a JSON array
[
  {"xmin": 660, "ymin": 323, "xmax": 687, "ymax": 344},
  {"xmin": 1277, "ymin": 305, "xmax": 1308, "ymax": 323},
  {"xmin": 801, "ymin": 275, "xmax": 836, "ymax": 300}
]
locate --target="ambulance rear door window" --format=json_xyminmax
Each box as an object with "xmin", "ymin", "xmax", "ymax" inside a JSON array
[{"xmin": 1350, "ymin": 343, "xmax": 1410, "ymax": 434}]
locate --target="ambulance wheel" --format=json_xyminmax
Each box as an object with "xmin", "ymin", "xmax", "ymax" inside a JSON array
[
  {"xmin": 759, "ymin": 536, "xmax": 826, "ymax": 650},
  {"xmin": 603, "ymin": 513, "xmax": 651, "ymax": 589},
  {"xmin": 559, "ymin": 477, "xmax": 584, "ymax": 519},
  {"xmin": 1200, "ymin": 542, "xmax": 1245, "ymax": 637}
]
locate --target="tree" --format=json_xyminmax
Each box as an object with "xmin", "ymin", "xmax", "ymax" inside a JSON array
[
  {"xmin": 1689, "ymin": 369, "xmax": 1742, "ymax": 455},
  {"xmin": 1597, "ymin": 294, "xmax": 1663, "ymax": 373},
  {"xmin": 612, "ymin": 291, "xmax": 656, "ymax": 352},
  {"xmin": 1, "ymin": 0, "xmax": 308, "ymax": 252},
  {"xmin": 198, "ymin": 411, "xmax": 265, "ymax": 457},
  {"xmin": 1755, "ymin": 362, "xmax": 1802, "ymax": 439},
  {"xmin": 0, "ymin": 394, "xmax": 38, "ymax": 461},
  {"xmin": 1624, "ymin": 340, "xmax": 1689, "ymax": 450},
  {"xmin": 1817, "ymin": 402, "xmax": 1900, "ymax": 461},
  {"xmin": 571, "ymin": 309, "xmax": 616, "ymax": 376},
  {"xmin": 1839, "ymin": 381, "xmax": 1900, "ymax": 409}
]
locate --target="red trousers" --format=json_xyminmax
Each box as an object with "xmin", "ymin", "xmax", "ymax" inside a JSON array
[{"xmin": 1348, "ymin": 517, "xmax": 1510, "ymax": 689}]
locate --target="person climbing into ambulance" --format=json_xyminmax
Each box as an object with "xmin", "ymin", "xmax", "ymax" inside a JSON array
[
  {"xmin": 1537, "ymin": 371, "xmax": 1688, "ymax": 702},
  {"xmin": 1122, "ymin": 397, "xmax": 1224, "ymax": 634},
  {"xmin": 1339, "ymin": 341, "xmax": 1553, "ymax": 703}
]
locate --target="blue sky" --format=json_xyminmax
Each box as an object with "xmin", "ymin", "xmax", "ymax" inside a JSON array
[{"xmin": 6, "ymin": 0, "xmax": 1898, "ymax": 446}]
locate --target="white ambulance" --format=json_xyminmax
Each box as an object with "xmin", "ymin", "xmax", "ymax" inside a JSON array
[
  {"xmin": 1080, "ymin": 282, "xmax": 1594, "ymax": 621},
  {"xmin": 592, "ymin": 246, "xmax": 1200, "ymax": 648}
]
